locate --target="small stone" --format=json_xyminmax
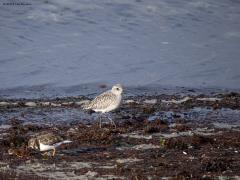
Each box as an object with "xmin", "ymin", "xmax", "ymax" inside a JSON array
[
  {"xmin": 0, "ymin": 102, "xmax": 10, "ymax": 106},
  {"xmin": 41, "ymin": 102, "xmax": 50, "ymax": 106},
  {"xmin": 50, "ymin": 103, "xmax": 61, "ymax": 107},
  {"xmin": 25, "ymin": 102, "xmax": 37, "ymax": 107}
]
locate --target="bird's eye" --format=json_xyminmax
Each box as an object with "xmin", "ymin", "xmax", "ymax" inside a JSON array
[{"xmin": 116, "ymin": 88, "xmax": 119, "ymax": 90}]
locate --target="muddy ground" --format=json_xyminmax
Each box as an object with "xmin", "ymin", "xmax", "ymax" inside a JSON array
[{"xmin": 0, "ymin": 92, "xmax": 240, "ymax": 179}]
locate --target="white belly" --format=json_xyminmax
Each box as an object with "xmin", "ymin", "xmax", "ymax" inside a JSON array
[{"xmin": 39, "ymin": 143, "xmax": 54, "ymax": 151}]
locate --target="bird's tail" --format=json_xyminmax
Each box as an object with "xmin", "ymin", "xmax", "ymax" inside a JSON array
[
  {"xmin": 81, "ymin": 104, "xmax": 89, "ymax": 110},
  {"xmin": 77, "ymin": 100, "xmax": 91, "ymax": 110},
  {"xmin": 54, "ymin": 140, "xmax": 72, "ymax": 147},
  {"xmin": 81, "ymin": 101, "xmax": 92, "ymax": 110}
]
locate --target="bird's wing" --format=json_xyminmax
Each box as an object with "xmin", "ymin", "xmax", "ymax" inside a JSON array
[
  {"xmin": 38, "ymin": 133, "xmax": 63, "ymax": 145},
  {"xmin": 88, "ymin": 92, "xmax": 116, "ymax": 110}
]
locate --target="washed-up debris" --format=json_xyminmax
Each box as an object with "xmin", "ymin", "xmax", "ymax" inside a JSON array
[{"xmin": 0, "ymin": 92, "xmax": 239, "ymax": 179}]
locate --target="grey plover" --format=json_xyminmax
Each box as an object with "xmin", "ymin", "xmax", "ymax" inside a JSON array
[
  {"xmin": 82, "ymin": 84, "xmax": 123, "ymax": 128},
  {"xmin": 28, "ymin": 132, "xmax": 72, "ymax": 156}
]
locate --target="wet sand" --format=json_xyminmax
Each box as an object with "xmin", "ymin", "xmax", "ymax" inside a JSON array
[{"xmin": 0, "ymin": 92, "xmax": 240, "ymax": 179}]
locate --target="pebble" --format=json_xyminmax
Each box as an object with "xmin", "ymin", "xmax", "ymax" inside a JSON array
[
  {"xmin": 50, "ymin": 103, "xmax": 61, "ymax": 107},
  {"xmin": 0, "ymin": 102, "xmax": 10, "ymax": 106},
  {"xmin": 40, "ymin": 102, "xmax": 50, "ymax": 106},
  {"xmin": 25, "ymin": 102, "xmax": 37, "ymax": 107}
]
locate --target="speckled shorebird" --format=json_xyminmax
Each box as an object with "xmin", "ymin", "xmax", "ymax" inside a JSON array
[
  {"xmin": 28, "ymin": 132, "xmax": 72, "ymax": 156},
  {"xmin": 82, "ymin": 84, "xmax": 123, "ymax": 128}
]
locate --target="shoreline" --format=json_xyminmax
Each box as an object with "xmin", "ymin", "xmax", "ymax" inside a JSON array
[{"xmin": 0, "ymin": 92, "xmax": 239, "ymax": 179}]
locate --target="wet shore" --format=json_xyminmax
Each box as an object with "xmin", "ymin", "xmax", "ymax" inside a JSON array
[{"xmin": 0, "ymin": 92, "xmax": 240, "ymax": 179}]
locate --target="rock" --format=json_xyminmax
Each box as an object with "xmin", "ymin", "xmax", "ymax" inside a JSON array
[
  {"xmin": 40, "ymin": 102, "xmax": 50, "ymax": 106},
  {"xmin": 0, "ymin": 102, "xmax": 10, "ymax": 106},
  {"xmin": 25, "ymin": 102, "xmax": 37, "ymax": 107}
]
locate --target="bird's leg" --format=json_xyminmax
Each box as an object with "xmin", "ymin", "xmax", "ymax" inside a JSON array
[
  {"xmin": 106, "ymin": 113, "xmax": 116, "ymax": 129},
  {"xmin": 52, "ymin": 147, "xmax": 56, "ymax": 156},
  {"xmin": 98, "ymin": 114, "xmax": 103, "ymax": 128},
  {"xmin": 99, "ymin": 116, "xmax": 102, "ymax": 128}
]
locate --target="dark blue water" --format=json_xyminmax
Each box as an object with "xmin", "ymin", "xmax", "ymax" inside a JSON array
[{"xmin": 0, "ymin": 0, "xmax": 240, "ymax": 98}]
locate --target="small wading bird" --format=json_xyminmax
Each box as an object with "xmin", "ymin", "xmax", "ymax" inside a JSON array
[
  {"xmin": 82, "ymin": 84, "xmax": 123, "ymax": 128},
  {"xmin": 28, "ymin": 132, "xmax": 72, "ymax": 156}
]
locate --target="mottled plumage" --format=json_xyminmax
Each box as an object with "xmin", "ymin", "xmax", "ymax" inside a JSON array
[
  {"xmin": 28, "ymin": 132, "xmax": 71, "ymax": 156},
  {"xmin": 82, "ymin": 84, "xmax": 123, "ymax": 127},
  {"xmin": 83, "ymin": 84, "xmax": 123, "ymax": 113},
  {"xmin": 84, "ymin": 92, "xmax": 118, "ymax": 111}
]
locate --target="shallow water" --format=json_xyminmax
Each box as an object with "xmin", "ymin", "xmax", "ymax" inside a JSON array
[
  {"xmin": 1, "ymin": 106, "xmax": 239, "ymax": 126},
  {"xmin": 148, "ymin": 107, "xmax": 240, "ymax": 124},
  {"xmin": 0, "ymin": 0, "xmax": 240, "ymax": 98}
]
